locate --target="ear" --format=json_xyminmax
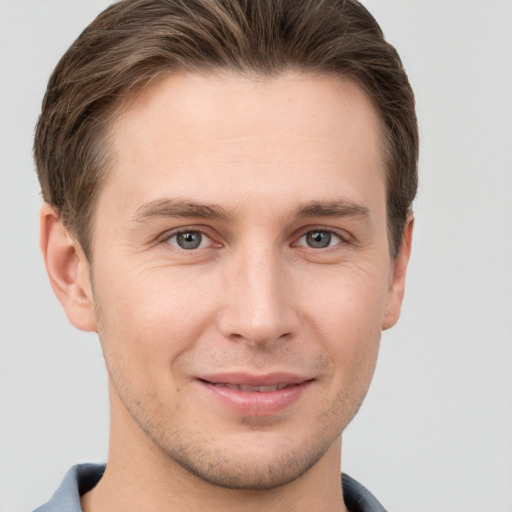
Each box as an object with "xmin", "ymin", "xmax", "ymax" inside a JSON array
[
  {"xmin": 40, "ymin": 203, "xmax": 97, "ymax": 332},
  {"xmin": 382, "ymin": 214, "xmax": 414, "ymax": 331}
]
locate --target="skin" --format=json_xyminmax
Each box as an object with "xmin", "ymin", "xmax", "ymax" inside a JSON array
[{"xmin": 41, "ymin": 72, "xmax": 413, "ymax": 512}]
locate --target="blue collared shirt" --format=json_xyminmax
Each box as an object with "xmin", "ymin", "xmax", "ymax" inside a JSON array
[{"xmin": 33, "ymin": 463, "xmax": 387, "ymax": 512}]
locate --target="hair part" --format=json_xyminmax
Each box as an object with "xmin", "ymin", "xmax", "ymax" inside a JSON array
[{"xmin": 34, "ymin": 0, "xmax": 418, "ymax": 259}]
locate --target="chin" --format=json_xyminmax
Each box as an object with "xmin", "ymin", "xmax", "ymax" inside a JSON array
[
  {"xmin": 150, "ymin": 424, "xmax": 340, "ymax": 491},
  {"xmin": 167, "ymin": 442, "xmax": 330, "ymax": 490}
]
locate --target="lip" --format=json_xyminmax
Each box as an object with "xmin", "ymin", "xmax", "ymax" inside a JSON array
[{"xmin": 197, "ymin": 373, "xmax": 314, "ymax": 416}]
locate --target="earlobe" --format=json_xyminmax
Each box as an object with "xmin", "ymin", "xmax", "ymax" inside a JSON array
[
  {"xmin": 382, "ymin": 215, "xmax": 414, "ymax": 331},
  {"xmin": 39, "ymin": 203, "xmax": 97, "ymax": 332}
]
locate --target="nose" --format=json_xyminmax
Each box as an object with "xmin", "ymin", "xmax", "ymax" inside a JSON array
[{"xmin": 217, "ymin": 246, "xmax": 298, "ymax": 347}]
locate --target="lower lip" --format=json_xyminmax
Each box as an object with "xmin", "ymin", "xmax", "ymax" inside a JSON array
[{"xmin": 199, "ymin": 380, "xmax": 313, "ymax": 416}]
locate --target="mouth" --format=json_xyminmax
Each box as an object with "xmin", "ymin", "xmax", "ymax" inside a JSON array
[
  {"xmin": 207, "ymin": 382, "xmax": 295, "ymax": 392},
  {"xmin": 196, "ymin": 373, "xmax": 314, "ymax": 416}
]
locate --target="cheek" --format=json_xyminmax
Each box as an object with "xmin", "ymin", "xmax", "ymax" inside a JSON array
[
  {"xmin": 93, "ymin": 264, "xmax": 218, "ymax": 368},
  {"xmin": 299, "ymin": 261, "xmax": 390, "ymax": 334},
  {"xmin": 298, "ymin": 263, "xmax": 387, "ymax": 382}
]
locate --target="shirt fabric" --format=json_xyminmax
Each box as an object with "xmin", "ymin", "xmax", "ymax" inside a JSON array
[{"xmin": 33, "ymin": 463, "xmax": 387, "ymax": 512}]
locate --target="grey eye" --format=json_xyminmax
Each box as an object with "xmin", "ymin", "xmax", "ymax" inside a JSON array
[
  {"xmin": 305, "ymin": 230, "xmax": 333, "ymax": 248},
  {"xmin": 174, "ymin": 231, "xmax": 204, "ymax": 250}
]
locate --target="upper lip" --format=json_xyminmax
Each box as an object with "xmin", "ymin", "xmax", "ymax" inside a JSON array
[{"xmin": 197, "ymin": 372, "xmax": 312, "ymax": 387}]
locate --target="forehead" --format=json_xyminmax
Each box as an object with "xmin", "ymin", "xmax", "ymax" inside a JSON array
[
  {"xmin": 102, "ymin": 71, "xmax": 386, "ymax": 215},
  {"xmin": 113, "ymin": 71, "xmax": 383, "ymax": 153}
]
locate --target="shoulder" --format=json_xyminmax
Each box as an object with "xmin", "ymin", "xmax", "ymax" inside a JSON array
[
  {"xmin": 33, "ymin": 463, "xmax": 105, "ymax": 512},
  {"xmin": 342, "ymin": 474, "xmax": 388, "ymax": 512}
]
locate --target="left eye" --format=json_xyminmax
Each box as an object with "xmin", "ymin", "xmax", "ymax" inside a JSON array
[
  {"xmin": 297, "ymin": 230, "xmax": 342, "ymax": 249},
  {"xmin": 166, "ymin": 230, "xmax": 211, "ymax": 250}
]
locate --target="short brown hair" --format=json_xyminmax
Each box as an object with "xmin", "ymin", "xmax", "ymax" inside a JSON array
[{"xmin": 34, "ymin": 0, "xmax": 418, "ymax": 258}]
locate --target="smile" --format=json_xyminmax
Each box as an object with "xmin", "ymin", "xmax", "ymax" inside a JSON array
[
  {"xmin": 211, "ymin": 382, "xmax": 292, "ymax": 392},
  {"xmin": 197, "ymin": 373, "xmax": 314, "ymax": 416}
]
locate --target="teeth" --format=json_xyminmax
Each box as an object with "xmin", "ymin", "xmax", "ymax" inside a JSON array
[{"xmin": 213, "ymin": 383, "xmax": 291, "ymax": 392}]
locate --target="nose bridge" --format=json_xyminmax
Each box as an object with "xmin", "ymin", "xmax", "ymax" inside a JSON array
[{"xmin": 219, "ymin": 241, "xmax": 295, "ymax": 346}]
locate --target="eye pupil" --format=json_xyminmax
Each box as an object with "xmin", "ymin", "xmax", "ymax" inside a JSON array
[
  {"xmin": 306, "ymin": 231, "xmax": 331, "ymax": 248},
  {"xmin": 177, "ymin": 231, "xmax": 202, "ymax": 249}
]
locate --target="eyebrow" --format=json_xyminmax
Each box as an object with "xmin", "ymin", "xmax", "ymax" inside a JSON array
[
  {"xmin": 133, "ymin": 198, "xmax": 232, "ymax": 223},
  {"xmin": 132, "ymin": 198, "xmax": 370, "ymax": 224},
  {"xmin": 295, "ymin": 200, "xmax": 370, "ymax": 220}
]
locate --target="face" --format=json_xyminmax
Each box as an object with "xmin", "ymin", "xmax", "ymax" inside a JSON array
[{"xmin": 74, "ymin": 72, "xmax": 410, "ymax": 489}]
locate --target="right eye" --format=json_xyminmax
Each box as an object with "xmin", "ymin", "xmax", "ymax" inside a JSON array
[{"xmin": 166, "ymin": 230, "xmax": 211, "ymax": 250}]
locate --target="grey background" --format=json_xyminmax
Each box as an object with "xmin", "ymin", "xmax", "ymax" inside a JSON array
[{"xmin": 1, "ymin": 1, "xmax": 511, "ymax": 511}]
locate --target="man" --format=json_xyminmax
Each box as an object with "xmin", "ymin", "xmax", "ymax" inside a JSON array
[{"xmin": 33, "ymin": 0, "xmax": 418, "ymax": 510}]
